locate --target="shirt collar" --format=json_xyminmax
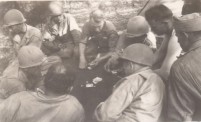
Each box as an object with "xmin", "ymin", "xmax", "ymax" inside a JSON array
[{"xmin": 188, "ymin": 40, "xmax": 201, "ymax": 52}]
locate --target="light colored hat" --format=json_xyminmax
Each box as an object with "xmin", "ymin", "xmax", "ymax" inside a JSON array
[
  {"xmin": 3, "ymin": 9, "xmax": 26, "ymax": 27},
  {"xmin": 48, "ymin": 1, "xmax": 63, "ymax": 16},
  {"xmin": 126, "ymin": 16, "xmax": 149, "ymax": 38},
  {"xmin": 173, "ymin": 13, "xmax": 201, "ymax": 32},
  {"xmin": 18, "ymin": 46, "xmax": 46, "ymax": 68},
  {"xmin": 120, "ymin": 43, "xmax": 154, "ymax": 66}
]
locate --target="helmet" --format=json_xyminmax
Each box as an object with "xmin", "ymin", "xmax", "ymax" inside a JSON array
[
  {"xmin": 48, "ymin": 1, "xmax": 63, "ymax": 16},
  {"xmin": 18, "ymin": 46, "xmax": 46, "ymax": 68},
  {"xmin": 126, "ymin": 16, "xmax": 149, "ymax": 38},
  {"xmin": 3, "ymin": 9, "xmax": 26, "ymax": 27},
  {"xmin": 120, "ymin": 44, "xmax": 154, "ymax": 66}
]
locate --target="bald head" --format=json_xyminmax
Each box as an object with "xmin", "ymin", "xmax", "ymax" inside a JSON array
[{"xmin": 90, "ymin": 9, "xmax": 104, "ymax": 28}]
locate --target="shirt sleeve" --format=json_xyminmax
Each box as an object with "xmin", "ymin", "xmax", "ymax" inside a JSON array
[
  {"xmin": 167, "ymin": 62, "xmax": 196, "ymax": 122},
  {"xmin": 66, "ymin": 14, "xmax": 81, "ymax": 32},
  {"xmin": 28, "ymin": 29, "xmax": 43, "ymax": 48},
  {"xmin": 80, "ymin": 22, "xmax": 90, "ymax": 44},
  {"xmin": 94, "ymin": 78, "xmax": 135, "ymax": 122},
  {"xmin": 105, "ymin": 21, "xmax": 119, "ymax": 52},
  {"xmin": 115, "ymin": 31, "xmax": 126, "ymax": 52},
  {"xmin": 0, "ymin": 95, "xmax": 21, "ymax": 122}
]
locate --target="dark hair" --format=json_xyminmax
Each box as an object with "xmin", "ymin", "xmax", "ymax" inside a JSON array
[
  {"xmin": 145, "ymin": 4, "xmax": 173, "ymax": 22},
  {"xmin": 182, "ymin": 0, "xmax": 201, "ymax": 15},
  {"xmin": 44, "ymin": 62, "xmax": 75, "ymax": 94}
]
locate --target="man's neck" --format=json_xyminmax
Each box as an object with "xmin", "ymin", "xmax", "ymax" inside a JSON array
[{"xmin": 44, "ymin": 89, "xmax": 64, "ymax": 98}]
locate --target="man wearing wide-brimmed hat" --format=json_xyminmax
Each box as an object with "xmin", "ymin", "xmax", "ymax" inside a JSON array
[{"xmin": 167, "ymin": 13, "xmax": 201, "ymax": 121}]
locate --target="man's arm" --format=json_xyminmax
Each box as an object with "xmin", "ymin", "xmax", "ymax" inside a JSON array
[
  {"xmin": 79, "ymin": 39, "xmax": 88, "ymax": 69},
  {"xmin": 29, "ymin": 30, "xmax": 43, "ymax": 48},
  {"xmin": 153, "ymin": 34, "xmax": 171, "ymax": 69},
  {"xmin": 79, "ymin": 22, "xmax": 90, "ymax": 69}
]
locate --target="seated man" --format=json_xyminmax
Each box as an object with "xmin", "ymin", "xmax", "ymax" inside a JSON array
[
  {"xmin": 0, "ymin": 58, "xmax": 85, "ymax": 121},
  {"xmin": 0, "ymin": 46, "xmax": 61, "ymax": 99},
  {"xmin": 79, "ymin": 9, "xmax": 119, "ymax": 69},
  {"xmin": 104, "ymin": 16, "xmax": 156, "ymax": 73},
  {"xmin": 42, "ymin": 1, "xmax": 81, "ymax": 69},
  {"xmin": 2, "ymin": 9, "xmax": 43, "ymax": 78},
  {"xmin": 95, "ymin": 44, "xmax": 165, "ymax": 122}
]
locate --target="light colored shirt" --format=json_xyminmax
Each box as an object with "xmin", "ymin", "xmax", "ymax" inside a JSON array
[
  {"xmin": 13, "ymin": 25, "xmax": 42, "ymax": 53},
  {"xmin": 0, "ymin": 91, "xmax": 85, "ymax": 122},
  {"xmin": 95, "ymin": 68, "xmax": 165, "ymax": 122}
]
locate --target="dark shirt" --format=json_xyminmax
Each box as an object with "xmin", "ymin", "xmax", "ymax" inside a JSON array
[{"xmin": 167, "ymin": 40, "xmax": 201, "ymax": 121}]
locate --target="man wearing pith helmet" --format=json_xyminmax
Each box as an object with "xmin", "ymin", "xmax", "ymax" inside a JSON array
[
  {"xmin": 42, "ymin": 1, "xmax": 81, "ymax": 70},
  {"xmin": 104, "ymin": 16, "xmax": 156, "ymax": 73},
  {"xmin": 95, "ymin": 44, "xmax": 165, "ymax": 122},
  {"xmin": 167, "ymin": 13, "xmax": 201, "ymax": 122}
]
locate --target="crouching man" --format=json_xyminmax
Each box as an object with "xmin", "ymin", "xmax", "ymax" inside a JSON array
[
  {"xmin": 94, "ymin": 44, "xmax": 165, "ymax": 122},
  {"xmin": 0, "ymin": 46, "xmax": 84, "ymax": 122}
]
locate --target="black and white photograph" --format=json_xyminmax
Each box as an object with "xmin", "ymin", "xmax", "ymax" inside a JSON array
[{"xmin": 1, "ymin": 0, "xmax": 201, "ymax": 122}]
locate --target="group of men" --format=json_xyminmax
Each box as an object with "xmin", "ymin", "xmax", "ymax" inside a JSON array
[{"xmin": 0, "ymin": 1, "xmax": 201, "ymax": 122}]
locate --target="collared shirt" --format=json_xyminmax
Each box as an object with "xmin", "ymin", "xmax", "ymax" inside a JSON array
[
  {"xmin": 42, "ymin": 13, "xmax": 81, "ymax": 57},
  {"xmin": 13, "ymin": 24, "xmax": 42, "ymax": 52},
  {"xmin": 45, "ymin": 13, "xmax": 81, "ymax": 44},
  {"xmin": 95, "ymin": 68, "xmax": 165, "ymax": 122},
  {"xmin": 3, "ymin": 24, "xmax": 43, "ymax": 78},
  {"xmin": 167, "ymin": 40, "xmax": 201, "ymax": 122},
  {"xmin": 81, "ymin": 20, "xmax": 118, "ymax": 52},
  {"xmin": 0, "ymin": 91, "xmax": 85, "ymax": 122}
]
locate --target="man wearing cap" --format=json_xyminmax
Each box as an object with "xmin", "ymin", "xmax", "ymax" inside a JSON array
[
  {"xmin": 79, "ymin": 9, "xmax": 119, "ymax": 69},
  {"xmin": 145, "ymin": 5, "xmax": 182, "ymax": 81},
  {"xmin": 94, "ymin": 44, "xmax": 165, "ymax": 122},
  {"xmin": 0, "ymin": 58, "xmax": 85, "ymax": 121},
  {"xmin": 2, "ymin": 9, "xmax": 43, "ymax": 78},
  {"xmin": 0, "ymin": 46, "xmax": 61, "ymax": 99},
  {"xmin": 104, "ymin": 16, "xmax": 156, "ymax": 73},
  {"xmin": 42, "ymin": 1, "xmax": 81, "ymax": 69},
  {"xmin": 167, "ymin": 13, "xmax": 201, "ymax": 121}
]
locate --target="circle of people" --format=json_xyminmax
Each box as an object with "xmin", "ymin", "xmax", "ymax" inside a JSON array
[{"xmin": 0, "ymin": 1, "xmax": 201, "ymax": 122}]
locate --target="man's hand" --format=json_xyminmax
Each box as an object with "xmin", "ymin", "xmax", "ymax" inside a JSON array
[
  {"xmin": 104, "ymin": 55, "xmax": 119, "ymax": 72},
  {"xmin": 89, "ymin": 57, "xmax": 102, "ymax": 67}
]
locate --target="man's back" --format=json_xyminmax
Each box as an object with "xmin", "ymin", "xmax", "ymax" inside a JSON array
[{"xmin": 0, "ymin": 91, "xmax": 85, "ymax": 122}]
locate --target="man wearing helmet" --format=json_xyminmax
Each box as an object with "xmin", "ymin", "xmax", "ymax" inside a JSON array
[
  {"xmin": 104, "ymin": 16, "xmax": 156, "ymax": 73},
  {"xmin": 94, "ymin": 44, "xmax": 164, "ymax": 122},
  {"xmin": 0, "ymin": 46, "xmax": 84, "ymax": 122},
  {"xmin": 2, "ymin": 9, "xmax": 43, "ymax": 77},
  {"xmin": 0, "ymin": 45, "xmax": 61, "ymax": 99},
  {"xmin": 42, "ymin": 1, "xmax": 81, "ymax": 69},
  {"xmin": 3, "ymin": 9, "xmax": 42, "ymax": 53}
]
